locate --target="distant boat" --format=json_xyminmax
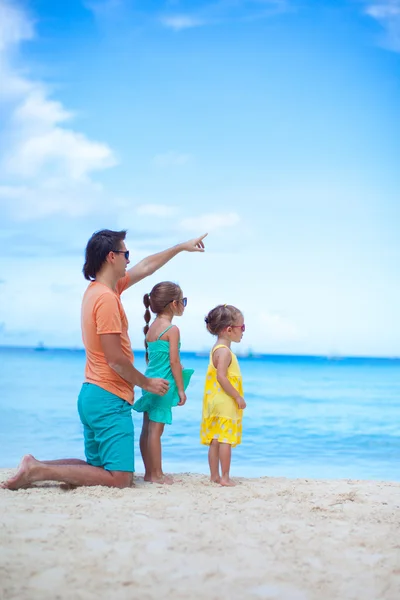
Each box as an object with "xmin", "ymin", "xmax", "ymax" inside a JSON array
[
  {"xmin": 35, "ymin": 341, "xmax": 47, "ymax": 351},
  {"xmin": 326, "ymin": 353, "xmax": 343, "ymax": 361},
  {"xmin": 237, "ymin": 348, "xmax": 262, "ymax": 359},
  {"xmin": 196, "ymin": 349, "xmax": 262, "ymax": 359}
]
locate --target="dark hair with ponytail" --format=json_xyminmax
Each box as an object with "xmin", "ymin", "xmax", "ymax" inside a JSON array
[
  {"xmin": 143, "ymin": 281, "xmax": 182, "ymax": 363},
  {"xmin": 143, "ymin": 292, "xmax": 152, "ymax": 363},
  {"xmin": 204, "ymin": 304, "xmax": 243, "ymax": 336}
]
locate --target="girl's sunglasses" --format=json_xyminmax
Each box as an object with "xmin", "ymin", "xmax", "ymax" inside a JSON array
[
  {"xmin": 164, "ymin": 297, "xmax": 188, "ymax": 308},
  {"xmin": 232, "ymin": 324, "xmax": 246, "ymax": 332}
]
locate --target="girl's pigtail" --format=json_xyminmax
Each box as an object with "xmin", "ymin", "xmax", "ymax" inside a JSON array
[{"xmin": 143, "ymin": 293, "xmax": 151, "ymax": 364}]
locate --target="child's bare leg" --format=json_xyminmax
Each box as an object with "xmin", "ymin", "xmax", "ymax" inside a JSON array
[
  {"xmin": 219, "ymin": 443, "xmax": 235, "ymax": 486},
  {"xmin": 148, "ymin": 421, "xmax": 173, "ymax": 484},
  {"xmin": 139, "ymin": 413, "xmax": 152, "ymax": 481},
  {"xmin": 208, "ymin": 439, "xmax": 220, "ymax": 483}
]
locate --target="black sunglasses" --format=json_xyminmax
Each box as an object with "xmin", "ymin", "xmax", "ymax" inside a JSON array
[
  {"xmin": 164, "ymin": 297, "xmax": 187, "ymax": 308},
  {"xmin": 112, "ymin": 250, "xmax": 130, "ymax": 260}
]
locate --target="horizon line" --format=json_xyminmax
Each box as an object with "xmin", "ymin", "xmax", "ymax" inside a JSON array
[{"xmin": 0, "ymin": 344, "xmax": 398, "ymax": 361}]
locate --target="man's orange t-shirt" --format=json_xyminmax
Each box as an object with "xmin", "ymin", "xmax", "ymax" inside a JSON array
[{"xmin": 81, "ymin": 275, "xmax": 134, "ymax": 404}]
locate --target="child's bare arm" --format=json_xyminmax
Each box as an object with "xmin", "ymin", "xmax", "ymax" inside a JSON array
[
  {"xmin": 168, "ymin": 326, "xmax": 186, "ymax": 405},
  {"xmin": 213, "ymin": 348, "xmax": 246, "ymax": 409}
]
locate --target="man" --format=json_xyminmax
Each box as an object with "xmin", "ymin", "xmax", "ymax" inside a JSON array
[{"xmin": 2, "ymin": 229, "xmax": 207, "ymax": 490}]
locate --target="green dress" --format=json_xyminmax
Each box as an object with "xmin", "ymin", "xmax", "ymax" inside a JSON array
[{"xmin": 133, "ymin": 325, "xmax": 194, "ymax": 425}]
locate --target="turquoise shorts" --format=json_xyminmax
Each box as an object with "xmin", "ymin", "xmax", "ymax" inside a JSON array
[{"xmin": 77, "ymin": 383, "xmax": 134, "ymax": 472}]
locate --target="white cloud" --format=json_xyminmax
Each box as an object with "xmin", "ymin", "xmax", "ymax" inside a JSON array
[
  {"xmin": 0, "ymin": 185, "xmax": 28, "ymax": 200},
  {"xmin": 0, "ymin": 0, "xmax": 33, "ymax": 51},
  {"xmin": 0, "ymin": 179, "xmax": 110, "ymax": 220},
  {"xmin": 5, "ymin": 129, "xmax": 116, "ymax": 180},
  {"xmin": 136, "ymin": 204, "xmax": 178, "ymax": 217},
  {"xmin": 159, "ymin": 0, "xmax": 289, "ymax": 31},
  {"xmin": 3, "ymin": 126, "xmax": 116, "ymax": 182},
  {"xmin": 180, "ymin": 212, "xmax": 240, "ymax": 232},
  {"xmin": 366, "ymin": 0, "xmax": 400, "ymax": 17},
  {"xmin": 0, "ymin": 0, "xmax": 117, "ymax": 219},
  {"xmin": 159, "ymin": 15, "xmax": 204, "ymax": 30},
  {"xmin": 153, "ymin": 151, "xmax": 191, "ymax": 167},
  {"xmin": 363, "ymin": 0, "xmax": 400, "ymax": 51},
  {"xmin": 85, "ymin": 0, "xmax": 124, "ymax": 19}
]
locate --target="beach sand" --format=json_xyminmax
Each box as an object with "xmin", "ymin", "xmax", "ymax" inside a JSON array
[{"xmin": 1, "ymin": 470, "xmax": 399, "ymax": 600}]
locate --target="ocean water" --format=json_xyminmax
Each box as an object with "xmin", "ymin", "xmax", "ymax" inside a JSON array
[{"xmin": 0, "ymin": 347, "xmax": 399, "ymax": 481}]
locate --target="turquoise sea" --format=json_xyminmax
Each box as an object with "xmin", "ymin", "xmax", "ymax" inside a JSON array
[{"xmin": 0, "ymin": 347, "xmax": 399, "ymax": 480}]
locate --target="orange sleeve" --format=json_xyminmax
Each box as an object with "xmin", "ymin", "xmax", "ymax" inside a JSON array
[
  {"xmin": 116, "ymin": 274, "xmax": 130, "ymax": 296},
  {"xmin": 94, "ymin": 293, "xmax": 122, "ymax": 334}
]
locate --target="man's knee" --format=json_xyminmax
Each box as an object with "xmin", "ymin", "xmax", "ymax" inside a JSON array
[{"xmin": 111, "ymin": 471, "xmax": 133, "ymax": 488}]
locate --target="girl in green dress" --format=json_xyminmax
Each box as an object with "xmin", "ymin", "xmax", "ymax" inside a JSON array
[{"xmin": 133, "ymin": 281, "xmax": 193, "ymax": 484}]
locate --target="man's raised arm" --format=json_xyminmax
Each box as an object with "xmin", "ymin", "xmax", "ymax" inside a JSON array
[{"xmin": 125, "ymin": 233, "xmax": 207, "ymax": 288}]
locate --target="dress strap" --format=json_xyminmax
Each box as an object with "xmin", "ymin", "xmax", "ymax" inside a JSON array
[
  {"xmin": 211, "ymin": 344, "xmax": 231, "ymax": 355},
  {"xmin": 157, "ymin": 325, "xmax": 174, "ymax": 340}
]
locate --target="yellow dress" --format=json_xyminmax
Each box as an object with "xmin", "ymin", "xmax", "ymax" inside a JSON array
[{"xmin": 200, "ymin": 344, "xmax": 244, "ymax": 447}]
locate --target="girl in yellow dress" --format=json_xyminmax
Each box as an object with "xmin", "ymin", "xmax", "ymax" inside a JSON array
[{"xmin": 200, "ymin": 304, "xmax": 246, "ymax": 486}]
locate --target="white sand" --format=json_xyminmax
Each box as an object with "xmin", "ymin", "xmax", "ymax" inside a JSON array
[{"xmin": 1, "ymin": 470, "xmax": 399, "ymax": 600}]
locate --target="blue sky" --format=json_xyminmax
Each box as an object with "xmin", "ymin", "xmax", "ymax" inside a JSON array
[{"xmin": 0, "ymin": 0, "xmax": 399, "ymax": 356}]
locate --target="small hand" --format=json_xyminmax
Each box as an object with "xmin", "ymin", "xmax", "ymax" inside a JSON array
[
  {"xmin": 236, "ymin": 396, "xmax": 246, "ymax": 410},
  {"xmin": 177, "ymin": 390, "xmax": 187, "ymax": 406},
  {"xmin": 146, "ymin": 378, "xmax": 169, "ymax": 396},
  {"xmin": 181, "ymin": 233, "xmax": 207, "ymax": 253}
]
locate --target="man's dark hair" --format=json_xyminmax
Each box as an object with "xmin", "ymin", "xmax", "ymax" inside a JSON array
[{"xmin": 83, "ymin": 229, "xmax": 127, "ymax": 281}]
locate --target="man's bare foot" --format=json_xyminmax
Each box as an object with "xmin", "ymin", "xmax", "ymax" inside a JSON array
[
  {"xmin": 210, "ymin": 475, "xmax": 221, "ymax": 483},
  {"xmin": 1, "ymin": 455, "xmax": 39, "ymax": 490},
  {"xmin": 143, "ymin": 473, "xmax": 152, "ymax": 483},
  {"xmin": 220, "ymin": 476, "xmax": 236, "ymax": 487}
]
